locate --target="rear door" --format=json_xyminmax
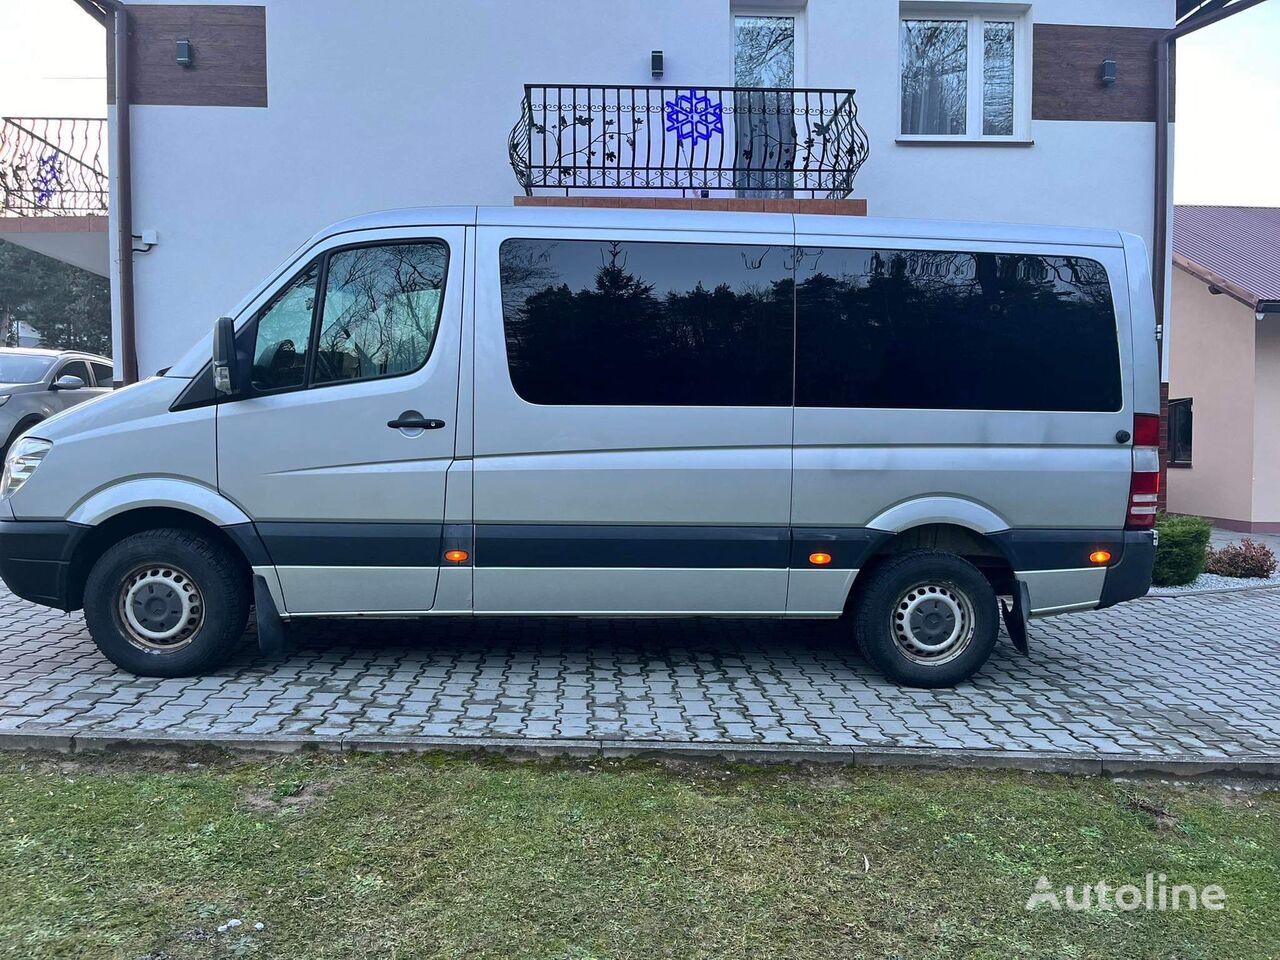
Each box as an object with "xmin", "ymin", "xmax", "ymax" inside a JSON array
[
  {"xmin": 472, "ymin": 220, "xmax": 795, "ymax": 614},
  {"xmin": 216, "ymin": 227, "xmax": 465, "ymax": 614},
  {"xmin": 89, "ymin": 361, "xmax": 116, "ymax": 388}
]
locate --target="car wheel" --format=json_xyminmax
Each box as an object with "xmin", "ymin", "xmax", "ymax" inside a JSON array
[
  {"xmin": 1, "ymin": 416, "xmax": 43, "ymax": 461},
  {"xmin": 83, "ymin": 528, "xmax": 250, "ymax": 677},
  {"xmin": 853, "ymin": 550, "xmax": 999, "ymax": 688}
]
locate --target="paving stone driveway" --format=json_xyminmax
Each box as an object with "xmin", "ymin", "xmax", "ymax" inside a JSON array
[{"xmin": 1, "ymin": 581, "xmax": 1279, "ymax": 761}]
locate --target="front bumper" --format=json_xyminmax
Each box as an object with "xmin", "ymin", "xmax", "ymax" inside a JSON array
[
  {"xmin": 1098, "ymin": 529, "xmax": 1156, "ymax": 609},
  {"xmin": 0, "ymin": 518, "xmax": 88, "ymax": 610}
]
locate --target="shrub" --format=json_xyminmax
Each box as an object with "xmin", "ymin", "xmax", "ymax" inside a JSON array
[
  {"xmin": 1204, "ymin": 538, "xmax": 1278, "ymax": 579},
  {"xmin": 1152, "ymin": 515, "xmax": 1211, "ymax": 587}
]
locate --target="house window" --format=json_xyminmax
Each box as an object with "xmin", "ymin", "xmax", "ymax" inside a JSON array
[
  {"xmin": 899, "ymin": 5, "xmax": 1028, "ymax": 141},
  {"xmin": 1169, "ymin": 397, "xmax": 1193, "ymax": 467}
]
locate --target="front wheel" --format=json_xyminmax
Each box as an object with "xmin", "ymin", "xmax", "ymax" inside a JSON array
[
  {"xmin": 83, "ymin": 528, "xmax": 250, "ymax": 677},
  {"xmin": 852, "ymin": 550, "xmax": 999, "ymax": 688}
]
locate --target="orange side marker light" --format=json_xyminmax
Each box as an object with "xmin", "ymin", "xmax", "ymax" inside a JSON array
[
  {"xmin": 1089, "ymin": 550, "xmax": 1112, "ymax": 565},
  {"xmin": 445, "ymin": 549, "xmax": 470, "ymax": 563},
  {"xmin": 809, "ymin": 552, "xmax": 833, "ymax": 566}
]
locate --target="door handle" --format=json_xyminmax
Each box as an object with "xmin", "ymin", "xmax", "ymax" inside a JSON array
[{"xmin": 387, "ymin": 414, "xmax": 446, "ymax": 430}]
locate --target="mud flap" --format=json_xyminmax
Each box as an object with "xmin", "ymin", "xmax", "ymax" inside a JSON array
[
  {"xmin": 253, "ymin": 574, "xmax": 292, "ymax": 658},
  {"xmin": 1000, "ymin": 580, "xmax": 1031, "ymax": 655}
]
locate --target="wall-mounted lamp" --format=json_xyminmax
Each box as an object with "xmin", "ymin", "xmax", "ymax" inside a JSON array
[
  {"xmin": 651, "ymin": 50, "xmax": 664, "ymax": 78},
  {"xmin": 1099, "ymin": 59, "xmax": 1117, "ymax": 86},
  {"xmin": 176, "ymin": 38, "xmax": 194, "ymax": 68}
]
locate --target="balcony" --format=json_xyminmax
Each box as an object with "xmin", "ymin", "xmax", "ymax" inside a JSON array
[
  {"xmin": 509, "ymin": 84, "xmax": 869, "ymax": 199},
  {"xmin": 0, "ymin": 118, "xmax": 110, "ymax": 276},
  {"xmin": 0, "ymin": 117, "xmax": 108, "ymax": 217}
]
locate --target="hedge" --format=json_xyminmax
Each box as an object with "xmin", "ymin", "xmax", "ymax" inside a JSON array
[{"xmin": 1152, "ymin": 515, "xmax": 1211, "ymax": 587}]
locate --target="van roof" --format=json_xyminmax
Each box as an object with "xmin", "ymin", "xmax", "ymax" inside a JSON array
[{"xmin": 318, "ymin": 205, "xmax": 1126, "ymax": 249}]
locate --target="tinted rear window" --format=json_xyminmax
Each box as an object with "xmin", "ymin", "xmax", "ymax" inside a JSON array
[
  {"xmin": 795, "ymin": 248, "xmax": 1122, "ymax": 412},
  {"xmin": 500, "ymin": 239, "xmax": 793, "ymax": 406}
]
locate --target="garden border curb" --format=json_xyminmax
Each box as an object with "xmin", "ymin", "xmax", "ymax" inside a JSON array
[
  {"xmin": 1143, "ymin": 583, "xmax": 1280, "ymax": 599},
  {"xmin": 2, "ymin": 728, "xmax": 1277, "ymax": 779}
]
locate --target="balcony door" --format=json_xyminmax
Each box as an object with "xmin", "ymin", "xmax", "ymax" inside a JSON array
[{"xmin": 734, "ymin": 12, "xmax": 801, "ymax": 198}]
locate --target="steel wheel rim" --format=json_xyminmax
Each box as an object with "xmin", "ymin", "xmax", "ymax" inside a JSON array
[
  {"xmin": 891, "ymin": 581, "xmax": 975, "ymax": 666},
  {"xmin": 117, "ymin": 563, "xmax": 204, "ymax": 652}
]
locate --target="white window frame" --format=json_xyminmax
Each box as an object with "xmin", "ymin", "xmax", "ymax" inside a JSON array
[{"xmin": 897, "ymin": 2, "xmax": 1032, "ymax": 145}]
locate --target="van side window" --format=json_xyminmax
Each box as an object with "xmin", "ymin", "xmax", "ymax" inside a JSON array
[
  {"xmin": 249, "ymin": 259, "xmax": 320, "ymax": 392},
  {"xmin": 795, "ymin": 248, "xmax": 1122, "ymax": 412},
  {"xmin": 499, "ymin": 239, "xmax": 793, "ymax": 406},
  {"xmin": 313, "ymin": 242, "xmax": 448, "ymax": 385}
]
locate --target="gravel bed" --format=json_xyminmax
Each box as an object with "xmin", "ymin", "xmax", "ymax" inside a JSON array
[{"xmin": 1148, "ymin": 572, "xmax": 1280, "ymax": 596}]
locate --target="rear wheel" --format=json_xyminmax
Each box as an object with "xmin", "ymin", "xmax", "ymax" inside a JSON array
[
  {"xmin": 853, "ymin": 550, "xmax": 998, "ymax": 688},
  {"xmin": 83, "ymin": 528, "xmax": 250, "ymax": 677}
]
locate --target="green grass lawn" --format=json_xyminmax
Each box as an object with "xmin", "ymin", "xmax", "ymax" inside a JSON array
[{"xmin": 0, "ymin": 751, "xmax": 1276, "ymax": 960}]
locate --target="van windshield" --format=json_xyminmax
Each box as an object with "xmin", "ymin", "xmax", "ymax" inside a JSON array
[{"xmin": 0, "ymin": 355, "xmax": 55, "ymax": 384}]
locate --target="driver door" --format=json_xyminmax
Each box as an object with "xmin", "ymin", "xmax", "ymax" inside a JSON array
[{"xmin": 216, "ymin": 227, "xmax": 464, "ymax": 615}]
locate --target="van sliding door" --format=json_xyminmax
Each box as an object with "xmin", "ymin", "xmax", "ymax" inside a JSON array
[{"xmin": 471, "ymin": 224, "xmax": 794, "ymax": 615}]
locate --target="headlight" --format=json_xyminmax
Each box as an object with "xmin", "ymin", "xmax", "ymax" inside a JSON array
[
  {"xmin": 1, "ymin": 437, "xmax": 52, "ymax": 499},
  {"xmin": 0, "ymin": 395, "xmax": 10, "ymax": 406}
]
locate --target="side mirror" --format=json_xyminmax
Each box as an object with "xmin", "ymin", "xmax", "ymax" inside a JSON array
[
  {"xmin": 50, "ymin": 375, "xmax": 85, "ymax": 391},
  {"xmin": 212, "ymin": 315, "xmax": 239, "ymax": 396}
]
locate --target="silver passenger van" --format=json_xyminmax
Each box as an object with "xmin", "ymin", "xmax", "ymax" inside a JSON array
[{"xmin": 0, "ymin": 207, "xmax": 1159, "ymax": 687}]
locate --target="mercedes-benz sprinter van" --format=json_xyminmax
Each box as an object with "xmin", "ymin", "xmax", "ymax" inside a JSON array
[{"xmin": 0, "ymin": 207, "xmax": 1159, "ymax": 687}]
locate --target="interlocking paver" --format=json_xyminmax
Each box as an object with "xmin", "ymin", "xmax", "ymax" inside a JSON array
[{"xmin": 2, "ymin": 580, "xmax": 1280, "ymax": 757}]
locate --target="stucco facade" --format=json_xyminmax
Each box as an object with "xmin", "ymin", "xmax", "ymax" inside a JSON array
[
  {"xmin": 1167, "ymin": 267, "xmax": 1280, "ymax": 531},
  {"xmin": 104, "ymin": 0, "xmax": 1175, "ymax": 373}
]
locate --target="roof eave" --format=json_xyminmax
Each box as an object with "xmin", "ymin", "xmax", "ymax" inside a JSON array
[
  {"xmin": 69, "ymin": 0, "xmax": 117, "ymax": 24},
  {"xmin": 1173, "ymin": 253, "xmax": 1262, "ymax": 311}
]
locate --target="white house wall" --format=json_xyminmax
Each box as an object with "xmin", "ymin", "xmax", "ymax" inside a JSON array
[{"xmin": 123, "ymin": 0, "xmax": 1174, "ymax": 372}]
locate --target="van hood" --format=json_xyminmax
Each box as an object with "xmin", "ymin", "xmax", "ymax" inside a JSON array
[{"xmin": 28, "ymin": 376, "xmax": 183, "ymax": 443}]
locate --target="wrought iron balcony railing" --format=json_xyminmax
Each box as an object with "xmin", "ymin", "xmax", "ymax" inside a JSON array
[
  {"xmin": 509, "ymin": 84, "xmax": 869, "ymax": 199},
  {"xmin": 0, "ymin": 117, "xmax": 109, "ymax": 217}
]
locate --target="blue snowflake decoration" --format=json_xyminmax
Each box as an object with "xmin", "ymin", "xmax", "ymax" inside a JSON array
[
  {"xmin": 665, "ymin": 88, "xmax": 724, "ymax": 144},
  {"xmin": 33, "ymin": 152, "xmax": 65, "ymax": 207}
]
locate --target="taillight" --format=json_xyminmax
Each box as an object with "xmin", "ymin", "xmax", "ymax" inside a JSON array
[{"xmin": 1127, "ymin": 413, "xmax": 1161, "ymax": 529}]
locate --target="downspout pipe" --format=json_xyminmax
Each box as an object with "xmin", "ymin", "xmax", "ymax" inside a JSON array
[
  {"xmin": 1153, "ymin": 0, "xmax": 1272, "ymax": 353},
  {"xmin": 110, "ymin": 1, "xmax": 138, "ymax": 384},
  {"xmin": 73, "ymin": 0, "xmax": 137, "ymax": 384}
]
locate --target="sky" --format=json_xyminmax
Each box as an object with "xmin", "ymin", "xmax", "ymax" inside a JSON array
[{"xmin": 0, "ymin": 0, "xmax": 1277, "ymax": 206}]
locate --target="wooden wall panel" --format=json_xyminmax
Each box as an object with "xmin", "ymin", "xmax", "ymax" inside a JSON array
[
  {"xmin": 109, "ymin": 5, "xmax": 267, "ymax": 108},
  {"xmin": 1032, "ymin": 24, "xmax": 1173, "ymax": 123}
]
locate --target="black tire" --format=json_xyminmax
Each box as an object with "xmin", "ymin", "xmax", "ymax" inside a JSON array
[
  {"xmin": 83, "ymin": 528, "xmax": 250, "ymax": 677},
  {"xmin": 852, "ymin": 550, "xmax": 999, "ymax": 688},
  {"xmin": 1, "ymin": 416, "xmax": 43, "ymax": 461}
]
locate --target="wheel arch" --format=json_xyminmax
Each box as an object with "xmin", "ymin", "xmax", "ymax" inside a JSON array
[
  {"xmin": 65, "ymin": 506, "xmax": 255, "ymax": 611},
  {"xmin": 66, "ymin": 479, "xmax": 252, "ymax": 529},
  {"xmin": 2, "ymin": 414, "xmax": 45, "ymax": 454},
  {"xmin": 846, "ymin": 521, "xmax": 1017, "ymax": 611},
  {"xmin": 866, "ymin": 496, "xmax": 1010, "ymax": 537}
]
